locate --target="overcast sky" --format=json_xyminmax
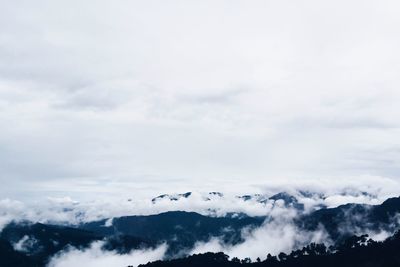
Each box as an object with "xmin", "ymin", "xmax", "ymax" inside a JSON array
[{"xmin": 1, "ymin": 0, "xmax": 400, "ymax": 200}]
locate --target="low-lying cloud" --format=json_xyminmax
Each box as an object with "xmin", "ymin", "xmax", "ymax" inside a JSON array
[
  {"xmin": 47, "ymin": 242, "xmax": 167, "ymax": 267},
  {"xmin": 190, "ymin": 209, "xmax": 330, "ymax": 260}
]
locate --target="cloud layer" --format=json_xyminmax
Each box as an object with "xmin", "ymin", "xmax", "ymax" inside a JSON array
[{"xmin": 1, "ymin": 176, "xmax": 399, "ymax": 231}]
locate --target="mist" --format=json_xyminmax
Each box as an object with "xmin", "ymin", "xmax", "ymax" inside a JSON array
[{"xmin": 47, "ymin": 242, "xmax": 167, "ymax": 267}]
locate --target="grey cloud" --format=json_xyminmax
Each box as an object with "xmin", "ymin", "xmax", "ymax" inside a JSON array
[{"xmin": 1, "ymin": 0, "xmax": 400, "ymax": 198}]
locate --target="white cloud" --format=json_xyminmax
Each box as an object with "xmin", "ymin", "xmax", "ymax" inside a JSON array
[
  {"xmin": 13, "ymin": 235, "xmax": 38, "ymax": 253},
  {"xmin": 47, "ymin": 242, "xmax": 167, "ymax": 267}
]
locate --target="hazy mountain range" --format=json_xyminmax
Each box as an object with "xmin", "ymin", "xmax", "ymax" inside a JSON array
[{"xmin": 1, "ymin": 192, "xmax": 399, "ymax": 266}]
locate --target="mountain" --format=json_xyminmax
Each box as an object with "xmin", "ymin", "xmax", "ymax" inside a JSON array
[
  {"xmin": 151, "ymin": 192, "xmax": 225, "ymax": 203},
  {"xmin": 150, "ymin": 191, "xmax": 307, "ymax": 208},
  {"xmin": 235, "ymin": 192, "xmax": 305, "ymax": 211},
  {"xmin": 269, "ymin": 192, "xmax": 305, "ymax": 210},
  {"xmin": 152, "ymin": 192, "xmax": 193, "ymax": 203},
  {"xmin": 297, "ymin": 196, "xmax": 400, "ymax": 242},
  {"xmin": 0, "ymin": 222, "xmax": 153, "ymax": 266},
  {"xmin": 81, "ymin": 211, "xmax": 266, "ymax": 256}
]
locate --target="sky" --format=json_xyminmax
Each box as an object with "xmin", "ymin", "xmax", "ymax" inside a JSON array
[{"xmin": 1, "ymin": 0, "xmax": 400, "ymax": 200}]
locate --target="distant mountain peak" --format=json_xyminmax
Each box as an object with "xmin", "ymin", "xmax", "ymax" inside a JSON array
[
  {"xmin": 208, "ymin": 192, "xmax": 223, "ymax": 197},
  {"xmin": 151, "ymin": 192, "xmax": 192, "ymax": 203}
]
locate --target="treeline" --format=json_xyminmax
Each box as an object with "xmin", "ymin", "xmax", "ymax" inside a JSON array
[{"xmin": 136, "ymin": 230, "xmax": 400, "ymax": 267}]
